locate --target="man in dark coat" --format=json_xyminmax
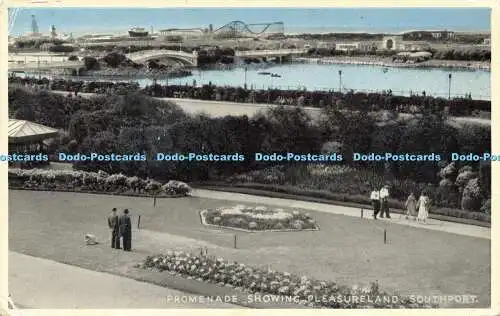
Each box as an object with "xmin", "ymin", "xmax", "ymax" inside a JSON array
[
  {"xmin": 107, "ymin": 208, "xmax": 120, "ymax": 249},
  {"xmin": 119, "ymin": 209, "xmax": 132, "ymax": 251},
  {"xmin": 379, "ymin": 185, "xmax": 391, "ymax": 219}
]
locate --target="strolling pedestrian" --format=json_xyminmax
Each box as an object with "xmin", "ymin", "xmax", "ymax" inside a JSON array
[
  {"xmin": 379, "ymin": 185, "xmax": 391, "ymax": 218},
  {"xmin": 405, "ymin": 192, "xmax": 417, "ymax": 220},
  {"xmin": 107, "ymin": 208, "xmax": 120, "ymax": 249},
  {"xmin": 417, "ymin": 190, "xmax": 431, "ymax": 224},
  {"xmin": 119, "ymin": 209, "xmax": 132, "ymax": 251},
  {"xmin": 370, "ymin": 187, "xmax": 381, "ymax": 219}
]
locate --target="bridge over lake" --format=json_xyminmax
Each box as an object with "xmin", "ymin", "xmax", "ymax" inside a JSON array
[{"xmin": 126, "ymin": 50, "xmax": 198, "ymax": 66}]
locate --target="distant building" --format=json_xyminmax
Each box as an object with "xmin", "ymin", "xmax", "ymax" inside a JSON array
[
  {"xmin": 317, "ymin": 41, "xmax": 334, "ymax": 49},
  {"xmin": 431, "ymin": 31, "xmax": 455, "ymax": 40},
  {"xmin": 381, "ymin": 35, "xmax": 404, "ymax": 50},
  {"xmin": 40, "ymin": 42, "xmax": 55, "ymax": 52},
  {"xmin": 335, "ymin": 42, "xmax": 359, "ymax": 51},
  {"xmin": 403, "ymin": 30, "xmax": 455, "ymax": 41},
  {"xmin": 50, "ymin": 25, "xmax": 57, "ymax": 39},
  {"xmin": 76, "ymin": 34, "xmax": 117, "ymax": 43},
  {"xmin": 483, "ymin": 38, "xmax": 491, "ymax": 45},
  {"xmin": 60, "ymin": 33, "xmax": 74, "ymax": 42},
  {"xmin": 397, "ymin": 41, "xmax": 431, "ymax": 51},
  {"xmin": 158, "ymin": 28, "xmax": 204, "ymax": 39},
  {"xmin": 31, "ymin": 15, "xmax": 39, "ymax": 34},
  {"xmin": 358, "ymin": 41, "xmax": 378, "ymax": 52},
  {"xmin": 394, "ymin": 51, "xmax": 432, "ymax": 63}
]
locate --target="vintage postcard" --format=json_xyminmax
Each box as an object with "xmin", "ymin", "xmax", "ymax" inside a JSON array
[{"xmin": 1, "ymin": 1, "xmax": 497, "ymax": 315}]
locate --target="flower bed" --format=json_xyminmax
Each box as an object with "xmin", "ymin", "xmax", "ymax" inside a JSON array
[
  {"xmin": 141, "ymin": 251, "xmax": 434, "ymax": 308},
  {"xmin": 200, "ymin": 205, "xmax": 319, "ymax": 232},
  {"xmin": 8, "ymin": 168, "xmax": 191, "ymax": 197}
]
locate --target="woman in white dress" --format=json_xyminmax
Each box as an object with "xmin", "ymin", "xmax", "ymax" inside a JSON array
[{"xmin": 416, "ymin": 191, "xmax": 431, "ymax": 223}]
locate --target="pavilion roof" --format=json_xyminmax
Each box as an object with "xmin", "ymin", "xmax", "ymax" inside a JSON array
[{"xmin": 8, "ymin": 119, "xmax": 59, "ymax": 144}]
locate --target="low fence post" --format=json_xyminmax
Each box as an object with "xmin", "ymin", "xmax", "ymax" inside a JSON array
[
  {"xmin": 138, "ymin": 215, "xmax": 141, "ymax": 230},
  {"xmin": 361, "ymin": 208, "xmax": 364, "ymax": 219},
  {"xmin": 234, "ymin": 235, "xmax": 237, "ymax": 249},
  {"xmin": 384, "ymin": 229, "xmax": 387, "ymax": 244}
]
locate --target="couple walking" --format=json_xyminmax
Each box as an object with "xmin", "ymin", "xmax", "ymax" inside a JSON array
[
  {"xmin": 405, "ymin": 190, "xmax": 431, "ymax": 223},
  {"xmin": 370, "ymin": 185, "xmax": 390, "ymax": 219},
  {"xmin": 107, "ymin": 208, "xmax": 132, "ymax": 251}
]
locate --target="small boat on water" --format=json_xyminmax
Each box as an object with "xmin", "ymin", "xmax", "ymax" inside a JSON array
[
  {"xmin": 258, "ymin": 71, "xmax": 271, "ymax": 75},
  {"xmin": 383, "ymin": 68, "xmax": 389, "ymax": 73},
  {"xmin": 271, "ymin": 73, "xmax": 281, "ymax": 78}
]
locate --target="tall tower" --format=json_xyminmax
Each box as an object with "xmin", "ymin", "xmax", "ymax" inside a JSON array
[
  {"xmin": 31, "ymin": 14, "xmax": 39, "ymax": 34},
  {"xmin": 51, "ymin": 25, "xmax": 57, "ymax": 39}
]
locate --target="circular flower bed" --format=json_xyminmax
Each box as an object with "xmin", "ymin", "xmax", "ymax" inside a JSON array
[
  {"xmin": 8, "ymin": 168, "xmax": 192, "ymax": 197},
  {"xmin": 141, "ymin": 251, "xmax": 434, "ymax": 308},
  {"xmin": 200, "ymin": 205, "xmax": 319, "ymax": 232}
]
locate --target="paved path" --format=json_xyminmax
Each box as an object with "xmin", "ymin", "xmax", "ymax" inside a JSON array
[
  {"xmin": 165, "ymin": 98, "xmax": 490, "ymax": 126},
  {"xmin": 48, "ymin": 91, "xmax": 490, "ymax": 126},
  {"xmin": 191, "ymin": 189, "xmax": 490, "ymax": 240},
  {"xmin": 9, "ymin": 252, "xmax": 238, "ymax": 309}
]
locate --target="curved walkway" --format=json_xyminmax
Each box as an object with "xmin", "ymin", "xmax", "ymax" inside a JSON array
[
  {"xmin": 9, "ymin": 252, "xmax": 238, "ymax": 309},
  {"xmin": 47, "ymin": 91, "xmax": 490, "ymax": 126},
  {"xmin": 191, "ymin": 189, "xmax": 490, "ymax": 240}
]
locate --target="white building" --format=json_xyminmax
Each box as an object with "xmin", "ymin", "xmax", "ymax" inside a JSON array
[
  {"xmin": 430, "ymin": 31, "xmax": 455, "ymax": 40},
  {"xmin": 335, "ymin": 42, "xmax": 359, "ymax": 51},
  {"xmin": 397, "ymin": 41, "xmax": 431, "ymax": 51}
]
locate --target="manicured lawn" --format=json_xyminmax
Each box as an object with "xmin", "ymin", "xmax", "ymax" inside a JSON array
[{"xmin": 8, "ymin": 190, "xmax": 491, "ymax": 308}]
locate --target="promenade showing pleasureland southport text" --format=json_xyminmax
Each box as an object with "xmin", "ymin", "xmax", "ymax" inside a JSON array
[{"xmin": 3, "ymin": 4, "xmax": 495, "ymax": 312}]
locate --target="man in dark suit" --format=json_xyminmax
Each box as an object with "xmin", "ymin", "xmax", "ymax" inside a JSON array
[
  {"xmin": 119, "ymin": 209, "xmax": 132, "ymax": 251},
  {"xmin": 107, "ymin": 208, "xmax": 120, "ymax": 249}
]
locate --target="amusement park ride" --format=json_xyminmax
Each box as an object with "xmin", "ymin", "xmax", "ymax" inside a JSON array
[{"xmin": 212, "ymin": 20, "xmax": 285, "ymax": 39}]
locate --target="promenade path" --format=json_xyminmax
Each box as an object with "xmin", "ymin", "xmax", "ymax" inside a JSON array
[
  {"xmin": 9, "ymin": 252, "xmax": 238, "ymax": 309},
  {"xmin": 191, "ymin": 188, "xmax": 490, "ymax": 240},
  {"xmin": 47, "ymin": 91, "xmax": 490, "ymax": 126}
]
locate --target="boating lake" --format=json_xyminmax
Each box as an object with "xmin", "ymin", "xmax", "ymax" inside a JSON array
[{"xmin": 19, "ymin": 62, "xmax": 491, "ymax": 100}]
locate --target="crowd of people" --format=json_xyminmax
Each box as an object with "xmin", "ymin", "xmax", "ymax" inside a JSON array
[{"xmin": 370, "ymin": 186, "xmax": 431, "ymax": 223}]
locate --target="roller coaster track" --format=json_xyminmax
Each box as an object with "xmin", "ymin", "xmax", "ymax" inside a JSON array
[
  {"xmin": 213, "ymin": 20, "xmax": 284, "ymax": 38},
  {"xmin": 8, "ymin": 8, "xmax": 22, "ymax": 35}
]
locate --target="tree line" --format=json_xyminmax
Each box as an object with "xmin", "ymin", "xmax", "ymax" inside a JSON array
[
  {"xmin": 8, "ymin": 77, "xmax": 491, "ymax": 117},
  {"xmin": 8, "ymin": 85, "xmax": 491, "ymax": 212}
]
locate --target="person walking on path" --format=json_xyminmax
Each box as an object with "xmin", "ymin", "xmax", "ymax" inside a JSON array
[
  {"xmin": 370, "ymin": 188, "xmax": 381, "ymax": 219},
  {"xmin": 405, "ymin": 192, "xmax": 418, "ymax": 220},
  {"xmin": 379, "ymin": 185, "xmax": 391, "ymax": 218},
  {"xmin": 119, "ymin": 209, "xmax": 132, "ymax": 251},
  {"xmin": 107, "ymin": 208, "xmax": 120, "ymax": 249},
  {"xmin": 417, "ymin": 191, "xmax": 431, "ymax": 224}
]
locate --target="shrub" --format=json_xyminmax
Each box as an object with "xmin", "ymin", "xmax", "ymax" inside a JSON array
[
  {"xmin": 480, "ymin": 199, "xmax": 491, "ymax": 214},
  {"xmin": 461, "ymin": 178, "xmax": 482, "ymax": 211},
  {"xmin": 8, "ymin": 168, "xmax": 189, "ymax": 197},
  {"xmin": 83, "ymin": 57, "xmax": 100, "ymax": 70},
  {"xmin": 456, "ymin": 170, "xmax": 477, "ymax": 188}
]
